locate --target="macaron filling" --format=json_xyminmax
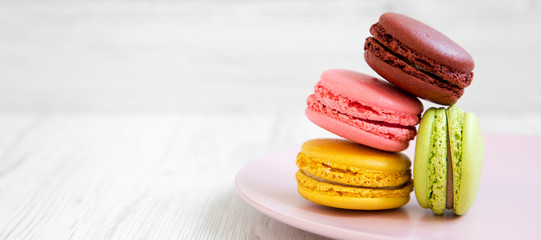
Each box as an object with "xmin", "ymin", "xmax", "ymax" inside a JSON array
[{"xmin": 446, "ymin": 132, "xmax": 454, "ymax": 209}]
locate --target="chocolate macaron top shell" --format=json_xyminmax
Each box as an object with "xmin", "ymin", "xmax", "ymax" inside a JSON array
[{"xmin": 378, "ymin": 12, "xmax": 474, "ymax": 73}]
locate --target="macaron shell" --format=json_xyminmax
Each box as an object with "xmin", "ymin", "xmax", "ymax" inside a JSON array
[
  {"xmin": 377, "ymin": 12, "xmax": 474, "ymax": 73},
  {"xmin": 454, "ymin": 112, "xmax": 484, "ymax": 215},
  {"xmin": 413, "ymin": 108, "xmax": 436, "ymax": 209},
  {"xmin": 446, "ymin": 106, "xmax": 464, "ymax": 211},
  {"xmin": 320, "ymin": 69, "xmax": 423, "ymax": 115},
  {"xmin": 413, "ymin": 108, "xmax": 448, "ymax": 215},
  {"xmin": 428, "ymin": 108, "xmax": 448, "ymax": 215},
  {"xmin": 296, "ymin": 170, "xmax": 412, "ymax": 210},
  {"xmin": 364, "ymin": 50, "xmax": 461, "ymax": 105},
  {"xmin": 306, "ymin": 107, "xmax": 411, "ymax": 152},
  {"xmin": 300, "ymin": 138, "xmax": 411, "ymax": 171},
  {"xmin": 297, "ymin": 184, "xmax": 411, "ymax": 210}
]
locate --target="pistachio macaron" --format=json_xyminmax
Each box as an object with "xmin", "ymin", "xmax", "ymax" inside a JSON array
[
  {"xmin": 414, "ymin": 106, "xmax": 484, "ymax": 215},
  {"xmin": 295, "ymin": 138, "xmax": 413, "ymax": 210}
]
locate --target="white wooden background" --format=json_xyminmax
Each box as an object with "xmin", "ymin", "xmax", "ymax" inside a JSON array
[{"xmin": 0, "ymin": 0, "xmax": 540, "ymax": 239}]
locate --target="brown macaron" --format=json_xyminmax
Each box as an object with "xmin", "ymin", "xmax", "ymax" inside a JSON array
[{"xmin": 364, "ymin": 12, "xmax": 474, "ymax": 105}]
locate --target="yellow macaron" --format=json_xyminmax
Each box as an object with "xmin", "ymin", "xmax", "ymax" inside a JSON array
[{"xmin": 295, "ymin": 138, "xmax": 413, "ymax": 210}]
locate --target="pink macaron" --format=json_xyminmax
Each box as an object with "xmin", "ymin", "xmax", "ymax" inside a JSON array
[{"xmin": 306, "ymin": 69, "xmax": 424, "ymax": 152}]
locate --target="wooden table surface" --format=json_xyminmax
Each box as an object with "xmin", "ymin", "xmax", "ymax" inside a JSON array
[
  {"xmin": 1, "ymin": 0, "xmax": 540, "ymax": 239},
  {"xmin": 0, "ymin": 112, "xmax": 336, "ymax": 239}
]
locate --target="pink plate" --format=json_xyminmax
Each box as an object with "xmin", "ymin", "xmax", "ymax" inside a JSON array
[{"xmin": 235, "ymin": 133, "xmax": 541, "ymax": 239}]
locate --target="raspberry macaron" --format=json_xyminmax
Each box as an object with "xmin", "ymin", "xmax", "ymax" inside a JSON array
[{"xmin": 305, "ymin": 69, "xmax": 423, "ymax": 152}]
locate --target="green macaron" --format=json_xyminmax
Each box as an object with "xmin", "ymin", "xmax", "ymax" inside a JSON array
[{"xmin": 413, "ymin": 106, "xmax": 484, "ymax": 215}]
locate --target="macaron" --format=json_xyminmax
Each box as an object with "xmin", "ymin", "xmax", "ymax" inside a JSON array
[
  {"xmin": 296, "ymin": 138, "xmax": 413, "ymax": 210},
  {"xmin": 414, "ymin": 106, "xmax": 484, "ymax": 215},
  {"xmin": 305, "ymin": 69, "xmax": 423, "ymax": 152},
  {"xmin": 364, "ymin": 12, "xmax": 474, "ymax": 105}
]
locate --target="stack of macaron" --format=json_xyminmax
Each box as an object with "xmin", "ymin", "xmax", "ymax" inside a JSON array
[{"xmin": 295, "ymin": 12, "xmax": 484, "ymax": 215}]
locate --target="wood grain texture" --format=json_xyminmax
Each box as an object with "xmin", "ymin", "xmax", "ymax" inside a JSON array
[{"xmin": 0, "ymin": 112, "xmax": 332, "ymax": 239}]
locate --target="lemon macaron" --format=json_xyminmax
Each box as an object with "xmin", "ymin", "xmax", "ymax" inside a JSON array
[{"xmin": 295, "ymin": 138, "xmax": 413, "ymax": 210}]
